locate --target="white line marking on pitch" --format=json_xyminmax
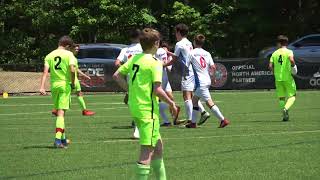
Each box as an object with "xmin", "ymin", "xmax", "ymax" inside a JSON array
[
  {"xmin": 4, "ymin": 130, "xmax": 320, "ymax": 146},
  {"xmin": 0, "ymin": 107, "xmax": 128, "ymax": 116}
]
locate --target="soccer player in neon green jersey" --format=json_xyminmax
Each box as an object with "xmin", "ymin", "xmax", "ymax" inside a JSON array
[
  {"xmin": 52, "ymin": 44, "xmax": 95, "ymax": 116},
  {"xmin": 39, "ymin": 36, "xmax": 77, "ymax": 148},
  {"xmin": 269, "ymin": 35, "xmax": 298, "ymax": 121},
  {"xmin": 113, "ymin": 28, "xmax": 178, "ymax": 180}
]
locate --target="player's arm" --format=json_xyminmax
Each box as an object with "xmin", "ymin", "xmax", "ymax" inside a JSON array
[
  {"xmin": 69, "ymin": 54, "xmax": 77, "ymax": 89},
  {"xmin": 163, "ymin": 48, "xmax": 178, "ymax": 67},
  {"xmin": 77, "ymin": 69, "xmax": 91, "ymax": 80},
  {"xmin": 269, "ymin": 55, "xmax": 274, "ymax": 72},
  {"xmin": 113, "ymin": 61, "xmax": 130, "ymax": 91},
  {"xmin": 39, "ymin": 62, "xmax": 49, "ymax": 95},
  {"xmin": 289, "ymin": 52, "xmax": 298, "ymax": 75},
  {"xmin": 115, "ymin": 48, "xmax": 126, "ymax": 68}
]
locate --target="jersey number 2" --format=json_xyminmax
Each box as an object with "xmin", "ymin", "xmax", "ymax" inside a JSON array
[
  {"xmin": 132, "ymin": 64, "xmax": 140, "ymax": 83},
  {"xmin": 54, "ymin": 56, "xmax": 62, "ymax": 70},
  {"xmin": 278, "ymin": 55, "xmax": 283, "ymax": 65}
]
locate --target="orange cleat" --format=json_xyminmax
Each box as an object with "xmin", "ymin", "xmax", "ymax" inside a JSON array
[
  {"xmin": 219, "ymin": 119, "xmax": 230, "ymax": 128},
  {"xmin": 82, "ymin": 110, "xmax": 95, "ymax": 116}
]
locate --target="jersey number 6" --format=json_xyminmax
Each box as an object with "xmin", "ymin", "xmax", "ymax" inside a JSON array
[{"xmin": 132, "ymin": 64, "xmax": 140, "ymax": 83}]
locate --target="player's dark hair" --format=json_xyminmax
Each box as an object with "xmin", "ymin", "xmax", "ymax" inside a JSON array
[
  {"xmin": 58, "ymin": 36, "xmax": 75, "ymax": 47},
  {"xmin": 175, "ymin": 23, "xmax": 189, "ymax": 37},
  {"xmin": 194, "ymin": 34, "xmax": 206, "ymax": 46},
  {"xmin": 140, "ymin": 28, "xmax": 160, "ymax": 51},
  {"xmin": 160, "ymin": 41, "xmax": 169, "ymax": 49},
  {"xmin": 128, "ymin": 29, "xmax": 142, "ymax": 39},
  {"xmin": 277, "ymin": 35, "xmax": 289, "ymax": 46}
]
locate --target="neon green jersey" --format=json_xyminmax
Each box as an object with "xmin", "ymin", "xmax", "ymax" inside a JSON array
[
  {"xmin": 118, "ymin": 53, "xmax": 163, "ymax": 119},
  {"xmin": 270, "ymin": 47, "xmax": 294, "ymax": 81},
  {"xmin": 44, "ymin": 49, "xmax": 76, "ymax": 85}
]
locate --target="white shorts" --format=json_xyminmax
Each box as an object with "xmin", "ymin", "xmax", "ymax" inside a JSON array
[
  {"xmin": 181, "ymin": 75, "xmax": 195, "ymax": 91},
  {"xmin": 194, "ymin": 86, "xmax": 211, "ymax": 101}
]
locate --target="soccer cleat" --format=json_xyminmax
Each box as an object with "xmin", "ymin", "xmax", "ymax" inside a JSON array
[
  {"xmin": 185, "ymin": 122, "xmax": 197, "ymax": 128},
  {"xmin": 82, "ymin": 110, "xmax": 95, "ymax": 116},
  {"xmin": 282, "ymin": 109, "xmax": 289, "ymax": 121},
  {"xmin": 172, "ymin": 106, "xmax": 181, "ymax": 122},
  {"xmin": 52, "ymin": 109, "xmax": 58, "ymax": 116},
  {"xmin": 219, "ymin": 119, "xmax": 230, "ymax": 128},
  {"xmin": 53, "ymin": 139, "xmax": 65, "ymax": 149},
  {"xmin": 160, "ymin": 122, "xmax": 172, "ymax": 127},
  {"xmin": 61, "ymin": 138, "xmax": 70, "ymax": 147},
  {"xmin": 198, "ymin": 111, "xmax": 210, "ymax": 126},
  {"xmin": 173, "ymin": 119, "xmax": 187, "ymax": 125}
]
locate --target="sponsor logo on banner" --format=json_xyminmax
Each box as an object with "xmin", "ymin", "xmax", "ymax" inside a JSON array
[{"xmin": 211, "ymin": 63, "xmax": 228, "ymax": 88}]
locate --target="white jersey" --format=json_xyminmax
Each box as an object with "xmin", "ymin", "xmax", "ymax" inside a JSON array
[
  {"xmin": 188, "ymin": 48, "xmax": 214, "ymax": 87},
  {"xmin": 117, "ymin": 43, "xmax": 143, "ymax": 63},
  {"xmin": 155, "ymin": 48, "xmax": 170, "ymax": 90},
  {"xmin": 174, "ymin": 38, "xmax": 193, "ymax": 78}
]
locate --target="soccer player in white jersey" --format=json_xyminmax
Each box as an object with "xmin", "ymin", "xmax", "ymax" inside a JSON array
[
  {"xmin": 164, "ymin": 24, "xmax": 210, "ymax": 125},
  {"xmin": 114, "ymin": 29, "xmax": 143, "ymax": 139},
  {"xmin": 155, "ymin": 42, "xmax": 181, "ymax": 126},
  {"xmin": 186, "ymin": 34, "xmax": 230, "ymax": 128}
]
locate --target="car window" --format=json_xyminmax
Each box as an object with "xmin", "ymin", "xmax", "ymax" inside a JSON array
[
  {"xmin": 294, "ymin": 36, "xmax": 320, "ymax": 47},
  {"xmin": 77, "ymin": 48, "xmax": 121, "ymax": 59}
]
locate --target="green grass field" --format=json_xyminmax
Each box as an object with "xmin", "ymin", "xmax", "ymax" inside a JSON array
[{"xmin": 0, "ymin": 91, "xmax": 319, "ymax": 180}]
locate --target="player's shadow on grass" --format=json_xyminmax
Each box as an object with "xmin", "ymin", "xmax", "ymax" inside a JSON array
[
  {"xmin": 111, "ymin": 125, "xmax": 133, "ymax": 129},
  {"xmin": 23, "ymin": 145, "xmax": 56, "ymax": 149}
]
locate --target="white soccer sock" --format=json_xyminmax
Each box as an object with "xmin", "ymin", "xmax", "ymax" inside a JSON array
[
  {"xmin": 184, "ymin": 100, "xmax": 193, "ymax": 120},
  {"xmin": 198, "ymin": 101, "xmax": 206, "ymax": 113},
  {"xmin": 159, "ymin": 102, "xmax": 170, "ymax": 123},
  {"xmin": 133, "ymin": 126, "xmax": 140, "ymax": 138},
  {"xmin": 210, "ymin": 105, "xmax": 225, "ymax": 121},
  {"xmin": 192, "ymin": 107, "xmax": 200, "ymax": 123}
]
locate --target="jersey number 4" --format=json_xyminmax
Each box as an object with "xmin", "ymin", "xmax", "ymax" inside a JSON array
[
  {"xmin": 132, "ymin": 64, "xmax": 140, "ymax": 83},
  {"xmin": 278, "ymin": 55, "xmax": 283, "ymax": 65},
  {"xmin": 54, "ymin": 56, "xmax": 62, "ymax": 70}
]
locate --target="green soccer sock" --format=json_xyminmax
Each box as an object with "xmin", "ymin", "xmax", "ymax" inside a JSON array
[
  {"xmin": 55, "ymin": 116, "xmax": 65, "ymax": 139},
  {"xmin": 78, "ymin": 96, "xmax": 87, "ymax": 110},
  {"xmin": 136, "ymin": 163, "xmax": 150, "ymax": 180},
  {"xmin": 279, "ymin": 99, "xmax": 285, "ymax": 110},
  {"xmin": 151, "ymin": 158, "xmax": 166, "ymax": 180},
  {"xmin": 285, "ymin": 96, "xmax": 296, "ymax": 110}
]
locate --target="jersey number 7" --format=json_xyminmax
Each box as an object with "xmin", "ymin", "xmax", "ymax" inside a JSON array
[{"xmin": 132, "ymin": 64, "xmax": 140, "ymax": 83}]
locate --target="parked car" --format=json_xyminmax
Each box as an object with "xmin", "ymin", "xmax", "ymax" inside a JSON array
[
  {"xmin": 76, "ymin": 43, "xmax": 127, "ymax": 91},
  {"xmin": 77, "ymin": 43, "xmax": 127, "ymax": 64},
  {"xmin": 259, "ymin": 34, "xmax": 320, "ymax": 63}
]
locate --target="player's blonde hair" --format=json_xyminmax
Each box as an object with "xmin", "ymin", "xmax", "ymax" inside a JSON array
[
  {"xmin": 140, "ymin": 28, "xmax": 160, "ymax": 51},
  {"xmin": 194, "ymin": 34, "xmax": 206, "ymax": 46}
]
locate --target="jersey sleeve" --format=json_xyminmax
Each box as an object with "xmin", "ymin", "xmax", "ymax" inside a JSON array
[
  {"xmin": 208, "ymin": 53, "xmax": 214, "ymax": 66},
  {"xmin": 117, "ymin": 48, "xmax": 127, "ymax": 63},
  {"xmin": 288, "ymin": 50, "xmax": 294, "ymax": 57},
  {"xmin": 118, "ymin": 60, "xmax": 130, "ymax": 75},
  {"xmin": 269, "ymin": 53, "xmax": 274, "ymax": 63},
  {"xmin": 174, "ymin": 44, "xmax": 182, "ymax": 57},
  {"xmin": 69, "ymin": 53, "xmax": 77, "ymax": 66},
  {"xmin": 151, "ymin": 61, "xmax": 163, "ymax": 83},
  {"xmin": 44, "ymin": 56, "xmax": 49, "ymax": 67}
]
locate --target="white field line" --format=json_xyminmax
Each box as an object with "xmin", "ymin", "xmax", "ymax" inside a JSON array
[
  {"xmin": 0, "ymin": 101, "xmax": 220, "ymax": 107},
  {"xmin": 0, "ymin": 115, "xmax": 133, "ymax": 120},
  {"xmin": 3, "ymin": 129, "xmax": 320, "ymax": 146},
  {"xmin": 0, "ymin": 107, "xmax": 128, "ymax": 116}
]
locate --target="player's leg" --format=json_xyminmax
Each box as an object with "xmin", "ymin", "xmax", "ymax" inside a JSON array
[
  {"xmin": 75, "ymin": 80, "xmax": 95, "ymax": 116},
  {"xmin": 159, "ymin": 101, "xmax": 171, "ymax": 126},
  {"xmin": 283, "ymin": 80, "xmax": 297, "ymax": 121},
  {"xmin": 275, "ymin": 81, "xmax": 289, "ymax": 121},
  {"xmin": 135, "ymin": 118, "xmax": 165, "ymax": 180},
  {"xmin": 151, "ymin": 139, "xmax": 166, "ymax": 180},
  {"xmin": 183, "ymin": 90, "xmax": 193, "ymax": 123},
  {"xmin": 185, "ymin": 93, "xmax": 200, "ymax": 128},
  {"xmin": 165, "ymin": 83, "xmax": 181, "ymax": 122},
  {"xmin": 200, "ymin": 88, "xmax": 229, "ymax": 128}
]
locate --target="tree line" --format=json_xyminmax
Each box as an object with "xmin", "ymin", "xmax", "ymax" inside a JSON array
[{"xmin": 1, "ymin": 0, "xmax": 319, "ymax": 64}]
